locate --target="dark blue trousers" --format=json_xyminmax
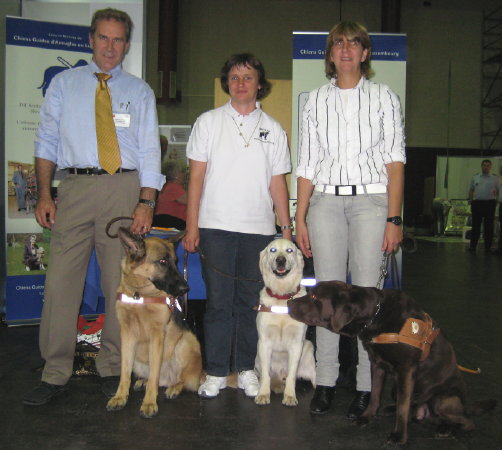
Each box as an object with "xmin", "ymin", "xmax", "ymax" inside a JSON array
[{"xmin": 199, "ymin": 229, "xmax": 274, "ymax": 376}]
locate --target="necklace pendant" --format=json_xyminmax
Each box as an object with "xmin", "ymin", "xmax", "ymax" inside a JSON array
[{"xmin": 245, "ymin": 144, "xmax": 249, "ymax": 148}]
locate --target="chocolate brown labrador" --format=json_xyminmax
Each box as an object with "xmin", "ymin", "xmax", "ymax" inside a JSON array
[{"xmin": 288, "ymin": 281, "xmax": 496, "ymax": 445}]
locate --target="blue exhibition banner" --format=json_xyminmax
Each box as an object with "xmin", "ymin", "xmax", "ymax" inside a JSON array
[
  {"xmin": 293, "ymin": 32, "xmax": 407, "ymax": 61},
  {"xmin": 6, "ymin": 16, "xmax": 92, "ymax": 53},
  {"xmin": 6, "ymin": 275, "xmax": 105, "ymax": 325},
  {"xmin": 4, "ymin": 17, "xmax": 97, "ymax": 325},
  {"xmin": 6, "ymin": 275, "xmax": 45, "ymax": 323}
]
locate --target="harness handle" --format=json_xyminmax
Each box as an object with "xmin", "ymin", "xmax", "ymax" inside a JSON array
[{"xmin": 376, "ymin": 251, "xmax": 400, "ymax": 290}]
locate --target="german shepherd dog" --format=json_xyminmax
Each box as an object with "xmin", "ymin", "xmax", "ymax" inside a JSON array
[{"xmin": 106, "ymin": 228, "xmax": 202, "ymax": 418}]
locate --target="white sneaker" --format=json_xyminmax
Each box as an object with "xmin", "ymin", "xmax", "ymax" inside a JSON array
[
  {"xmin": 238, "ymin": 370, "xmax": 260, "ymax": 397},
  {"xmin": 198, "ymin": 375, "xmax": 227, "ymax": 398}
]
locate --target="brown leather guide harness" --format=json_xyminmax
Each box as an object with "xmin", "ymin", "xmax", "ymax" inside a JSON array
[{"xmin": 370, "ymin": 313, "xmax": 441, "ymax": 361}]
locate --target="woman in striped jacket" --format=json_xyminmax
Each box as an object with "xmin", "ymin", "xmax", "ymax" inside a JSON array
[{"xmin": 295, "ymin": 21, "xmax": 406, "ymax": 419}]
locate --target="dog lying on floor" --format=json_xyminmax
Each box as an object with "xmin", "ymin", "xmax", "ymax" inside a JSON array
[
  {"xmin": 254, "ymin": 239, "xmax": 316, "ymax": 406},
  {"xmin": 106, "ymin": 228, "xmax": 202, "ymax": 418},
  {"xmin": 288, "ymin": 281, "xmax": 496, "ymax": 445}
]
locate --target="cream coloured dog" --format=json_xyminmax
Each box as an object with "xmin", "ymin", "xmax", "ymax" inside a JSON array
[{"xmin": 255, "ymin": 238, "xmax": 316, "ymax": 406}]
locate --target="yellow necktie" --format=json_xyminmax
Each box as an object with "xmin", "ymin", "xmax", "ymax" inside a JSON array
[{"xmin": 95, "ymin": 73, "xmax": 121, "ymax": 174}]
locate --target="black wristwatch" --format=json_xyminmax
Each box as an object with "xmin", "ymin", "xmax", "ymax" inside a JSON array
[
  {"xmin": 138, "ymin": 199, "xmax": 156, "ymax": 209},
  {"xmin": 386, "ymin": 216, "xmax": 403, "ymax": 226}
]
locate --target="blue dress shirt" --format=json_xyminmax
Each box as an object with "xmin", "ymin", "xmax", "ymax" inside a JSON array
[{"xmin": 35, "ymin": 60, "xmax": 164, "ymax": 190}]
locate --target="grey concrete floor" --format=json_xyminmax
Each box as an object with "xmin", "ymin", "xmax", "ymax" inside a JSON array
[{"xmin": 0, "ymin": 239, "xmax": 501, "ymax": 449}]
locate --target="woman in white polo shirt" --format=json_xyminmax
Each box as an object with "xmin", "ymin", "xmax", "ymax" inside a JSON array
[
  {"xmin": 183, "ymin": 53, "xmax": 292, "ymax": 399},
  {"xmin": 295, "ymin": 22, "xmax": 406, "ymax": 418}
]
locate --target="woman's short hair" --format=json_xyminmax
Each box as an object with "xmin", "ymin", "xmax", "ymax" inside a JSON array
[
  {"xmin": 162, "ymin": 161, "xmax": 183, "ymax": 183},
  {"xmin": 325, "ymin": 21, "xmax": 373, "ymax": 80},
  {"xmin": 220, "ymin": 53, "xmax": 271, "ymax": 100},
  {"xmin": 90, "ymin": 8, "xmax": 133, "ymax": 42}
]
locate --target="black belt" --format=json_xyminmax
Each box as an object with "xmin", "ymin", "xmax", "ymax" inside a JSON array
[{"xmin": 67, "ymin": 168, "xmax": 136, "ymax": 175}]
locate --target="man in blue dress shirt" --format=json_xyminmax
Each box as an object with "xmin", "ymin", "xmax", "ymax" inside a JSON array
[{"xmin": 23, "ymin": 8, "xmax": 165, "ymax": 406}]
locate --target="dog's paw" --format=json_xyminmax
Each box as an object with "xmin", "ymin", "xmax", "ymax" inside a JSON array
[
  {"xmin": 106, "ymin": 395, "xmax": 128, "ymax": 411},
  {"xmin": 355, "ymin": 415, "xmax": 371, "ymax": 427},
  {"xmin": 386, "ymin": 432, "xmax": 406, "ymax": 446},
  {"xmin": 140, "ymin": 402, "xmax": 158, "ymax": 419},
  {"xmin": 380, "ymin": 404, "xmax": 396, "ymax": 417},
  {"xmin": 165, "ymin": 383, "xmax": 183, "ymax": 399},
  {"xmin": 133, "ymin": 379, "xmax": 146, "ymax": 391},
  {"xmin": 434, "ymin": 423, "xmax": 454, "ymax": 438},
  {"xmin": 255, "ymin": 394, "xmax": 271, "ymax": 405},
  {"xmin": 282, "ymin": 394, "xmax": 298, "ymax": 407}
]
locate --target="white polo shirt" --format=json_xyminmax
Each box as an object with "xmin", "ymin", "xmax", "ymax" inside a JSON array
[{"xmin": 187, "ymin": 101, "xmax": 291, "ymax": 235}]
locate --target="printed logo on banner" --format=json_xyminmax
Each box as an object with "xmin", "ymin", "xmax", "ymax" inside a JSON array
[
  {"xmin": 38, "ymin": 57, "xmax": 88, "ymax": 96},
  {"xmin": 293, "ymin": 32, "xmax": 407, "ymax": 62},
  {"xmin": 6, "ymin": 275, "xmax": 45, "ymax": 323},
  {"xmin": 6, "ymin": 16, "xmax": 92, "ymax": 53}
]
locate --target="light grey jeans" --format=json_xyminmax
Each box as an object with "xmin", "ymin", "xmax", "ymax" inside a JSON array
[{"xmin": 307, "ymin": 191, "xmax": 388, "ymax": 391}]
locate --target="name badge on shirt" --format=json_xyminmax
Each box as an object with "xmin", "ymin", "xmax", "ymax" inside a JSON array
[{"xmin": 113, "ymin": 113, "xmax": 130, "ymax": 128}]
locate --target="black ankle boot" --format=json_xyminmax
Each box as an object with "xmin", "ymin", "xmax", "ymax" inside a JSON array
[
  {"xmin": 346, "ymin": 390, "xmax": 371, "ymax": 420},
  {"xmin": 310, "ymin": 385, "xmax": 336, "ymax": 414}
]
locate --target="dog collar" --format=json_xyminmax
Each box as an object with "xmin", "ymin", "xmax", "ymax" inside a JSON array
[
  {"xmin": 362, "ymin": 301, "xmax": 381, "ymax": 329},
  {"xmin": 265, "ymin": 286, "xmax": 300, "ymax": 300},
  {"xmin": 117, "ymin": 293, "xmax": 182, "ymax": 312},
  {"xmin": 254, "ymin": 304, "xmax": 289, "ymax": 314}
]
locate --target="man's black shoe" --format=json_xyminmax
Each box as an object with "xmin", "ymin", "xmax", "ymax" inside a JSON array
[
  {"xmin": 22, "ymin": 382, "xmax": 69, "ymax": 406},
  {"xmin": 310, "ymin": 385, "xmax": 336, "ymax": 414},
  {"xmin": 346, "ymin": 390, "xmax": 371, "ymax": 420},
  {"xmin": 100, "ymin": 376, "xmax": 120, "ymax": 399}
]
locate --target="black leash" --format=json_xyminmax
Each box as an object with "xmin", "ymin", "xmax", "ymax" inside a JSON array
[
  {"xmin": 189, "ymin": 245, "xmax": 262, "ymax": 283},
  {"xmin": 105, "ymin": 216, "xmax": 133, "ymax": 238}
]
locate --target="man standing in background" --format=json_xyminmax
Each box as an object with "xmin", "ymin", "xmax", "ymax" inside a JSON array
[
  {"xmin": 468, "ymin": 159, "xmax": 499, "ymax": 252},
  {"xmin": 494, "ymin": 164, "xmax": 502, "ymax": 255}
]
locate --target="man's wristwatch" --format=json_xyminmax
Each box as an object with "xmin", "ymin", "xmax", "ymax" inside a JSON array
[
  {"xmin": 138, "ymin": 199, "xmax": 156, "ymax": 209},
  {"xmin": 386, "ymin": 216, "xmax": 403, "ymax": 226}
]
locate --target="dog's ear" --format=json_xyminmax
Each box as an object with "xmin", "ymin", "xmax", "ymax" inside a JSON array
[
  {"xmin": 329, "ymin": 303, "xmax": 357, "ymax": 332},
  {"xmin": 325, "ymin": 286, "xmax": 358, "ymax": 333},
  {"xmin": 259, "ymin": 245, "xmax": 269, "ymax": 276},
  {"xmin": 117, "ymin": 227, "xmax": 146, "ymax": 261}
]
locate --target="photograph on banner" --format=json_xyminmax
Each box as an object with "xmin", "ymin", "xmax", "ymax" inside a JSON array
[
  {"xmin": 6, "ymin": 232, "xmax": 50, "ymax": 276},
  {"xmin": 7, "ymin": 161, "xmax": 37, "ymax": 218}
]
